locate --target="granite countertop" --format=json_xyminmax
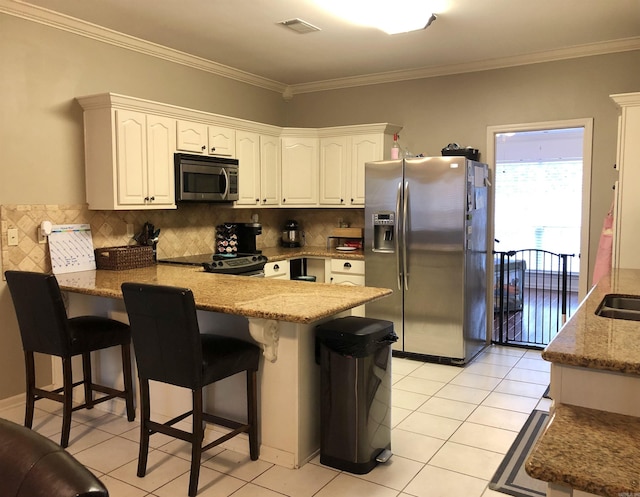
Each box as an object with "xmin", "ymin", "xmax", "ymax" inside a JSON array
[
  {"xmin": 260, "ymin": 245, "xmax": 364, "ymax": 262},
  {"xmin": 55, "ymin": 264, "xmax": 390, "ymax": 324},
  {"xmin": 526, "ymin": 403, "xmax": 640, "ymax": 497},
  {"xmin": 542, "ymin": 268, "xmax": 640, "ymax": 374}
]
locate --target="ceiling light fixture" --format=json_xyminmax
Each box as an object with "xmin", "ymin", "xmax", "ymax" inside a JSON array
[
  {"xmin": 312, "ymin": 0, "xmax": 441, "ymax": 35},
  {"xmin": 278, "ymin": 18, "xmax": 321, "ymax": 34}
]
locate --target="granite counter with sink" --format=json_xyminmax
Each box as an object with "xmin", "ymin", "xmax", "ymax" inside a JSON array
[
  {"xmin": 541, "ymin": 268, "xmax": 640, "ymax": 374},
  {"xmin": 525, "ymin": 268, "xmax": 640, "ymax": 497}
]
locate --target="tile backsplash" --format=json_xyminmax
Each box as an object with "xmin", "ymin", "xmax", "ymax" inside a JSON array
[{"xmin": 0, "ymin": 204, "xmax": 364, "ymax": 274}]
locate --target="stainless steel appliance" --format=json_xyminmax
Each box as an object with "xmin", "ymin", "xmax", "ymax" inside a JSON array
[
  {"xmin": 365, "ymin": 157, "xmax": 490, "ymax": 364},
  {"xmin": 157, "ymin": 253, "xmax": 267, "ymax": 277},
  {"xmin": 281, "ymin": 220, "xmax": 303, "ymax": 248},
  {"xmin": 174, "ymin": 153, "xmax": 239, "ymax": 202}
]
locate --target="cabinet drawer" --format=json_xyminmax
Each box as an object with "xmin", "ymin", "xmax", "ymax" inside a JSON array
[
  {"xmin": 331, "ymin": 274, "xmax": 365, "ymax": 286},
  {"xmin": 330, "ymin": 259, "xmax": 365, "ymax": 275},
  {"xmin": 264, "ymin": 260, "xmax": 290, "ymax": 278}
]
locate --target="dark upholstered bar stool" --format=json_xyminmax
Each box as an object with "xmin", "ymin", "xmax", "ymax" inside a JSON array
[
  {"xmin": 4, "ymin": 270, "xmax": 135, "ymax": 448},
  {"xmin": 121, "ymin": 282, "xmax": 260, "ymax": 497}
]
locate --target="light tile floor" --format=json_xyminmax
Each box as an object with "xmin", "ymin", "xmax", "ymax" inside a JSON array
[{"xmin": 0, "ymin": 345, "xmax": 551, "ymax": 497}]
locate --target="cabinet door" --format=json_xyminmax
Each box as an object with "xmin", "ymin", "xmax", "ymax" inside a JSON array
[
  {"xmin": 236, "ymin": 131, "xmax": 261, "ymax": 206},
  {"xmin": 319, "ymin": 136, "xmax": 348, "ymax": 205},
  {"xmin": 176, "ymin": 120, "xmax": 207, "ymax": 153},
  {"xmin": 281, "ymin": 137, "xmax": 318, "ymax": 206},
  {"xmin": 260, "ymin": 135, "xmax": 281, "ymax": 206},
  {"xmin": 264, "ymin": 260, "xmax": 290, "ymax": 279},
  {"xmin": 116, "ymin": 110, "xmax": 147, "ymax": 206},
  {"xmin": 208, "ymin": 126, "xmax": 236, "ymax": 157},
  {"xmin": 351, "ymin": 134, "xmax": 383, "ymax": 205},
  {"xmin": 147, "ymin": 115, "xmax": 176, "ymax": 207}
]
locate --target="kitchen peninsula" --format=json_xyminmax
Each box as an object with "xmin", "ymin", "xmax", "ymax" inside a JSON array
[
  {"xmin": 526, "ymin": 268, "xmax": 640, "ymax": 496},
  {"xmin": 55, "ymin": 264, "xmax": 391, "ymax": 469}
]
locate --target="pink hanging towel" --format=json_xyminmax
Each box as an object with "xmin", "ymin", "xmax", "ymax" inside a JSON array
[{"xmin": 592, "ymin": 201, "xmax": 614, "ymax": 285}]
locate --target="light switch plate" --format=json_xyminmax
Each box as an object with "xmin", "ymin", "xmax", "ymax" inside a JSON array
[{"xmin": 7, "ymin": 228, "xmax": 18, "ymax": 246}]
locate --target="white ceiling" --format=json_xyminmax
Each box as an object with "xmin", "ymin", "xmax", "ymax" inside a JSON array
[{"xmin": 9, "ymin": 0, "xmax": 640, "ymax": 92}]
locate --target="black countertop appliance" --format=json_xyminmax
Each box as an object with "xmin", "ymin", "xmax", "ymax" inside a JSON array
[{"xmin": 237, "ymin": 222, "xmax": 262, "ymax": 254}]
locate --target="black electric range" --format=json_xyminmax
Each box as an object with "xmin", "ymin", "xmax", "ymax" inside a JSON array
[{"xmin": 157, "ymin": 253, "xmax": 267, "ymax": 276}]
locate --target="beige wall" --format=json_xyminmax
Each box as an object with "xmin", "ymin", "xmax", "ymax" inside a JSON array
[
  {"xmin": 1, "ymin": 10, "xmax": 639, "ymax": 402},
  {"xmin": 284, "ymin": 50, "xmax": 640, "ymax": 286},
  {"xmin": 0, "ymin": 13, "xmax": 286, "ymax": 401}
]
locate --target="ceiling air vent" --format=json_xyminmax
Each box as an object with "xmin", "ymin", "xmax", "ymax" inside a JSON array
[{"xmin": 278, "ymin": 18, "xmax": 321, "ymax": 34}]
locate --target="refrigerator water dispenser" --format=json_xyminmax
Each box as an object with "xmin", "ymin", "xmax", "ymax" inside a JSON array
[{"xmin": 373, "ymin": 212, "xmax": 395, "ymax": 252}]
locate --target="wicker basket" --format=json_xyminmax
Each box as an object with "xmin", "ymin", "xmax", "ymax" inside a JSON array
[{"xmin": 94, "ymin": 245, "xmax": 154, "ymax": 270}]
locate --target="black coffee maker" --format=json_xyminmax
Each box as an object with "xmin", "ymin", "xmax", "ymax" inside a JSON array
[{"xmin": 237, "ymin": 223, "xmax": 262, "ymax": 254}]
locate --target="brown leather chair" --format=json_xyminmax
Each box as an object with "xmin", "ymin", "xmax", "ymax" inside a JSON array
[
  {"xmin": 4, "ymin": 270, "xmax": 135, "ymax": 448},
  {"xmin": 121, "ymin": 282, "xmax": 260, "ymax": 497},
  {"xmin": 0, "ymin": 417, "xmax": 108, "ymax": 497}
]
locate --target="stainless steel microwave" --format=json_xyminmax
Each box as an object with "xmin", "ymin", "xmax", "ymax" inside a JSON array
[{"xmin": 175, "ymin": 153, "xmax": 239, "ymax": 202}]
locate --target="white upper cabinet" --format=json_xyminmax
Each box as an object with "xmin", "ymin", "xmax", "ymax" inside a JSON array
[
  {"xmin": 235, "ymin": 132, "xmax": 280, "ymax": 207},
  {"xmin": 260, "ymin": 135, "xmax": 281, "ymax": 206},
  {"xmin": 176, "ymin": 120, "xmax": 207, "ymax": 153},
  {"xmin": 176, "ymin": 120, "xmax": 235, "ymax": 157},
  {"xmin": 350, "ymin": 133, "xmax": 384, "ymax": 206},
  {"xmin": 78, "ymin": 97, "xmax": 176, "ymax": 210},
  {"xmin": 319, "ymin": 130, "xmax": 395, "ymax": 207},
  {"xmin": 281, "ymin": 136, "xmax": 319, "ymax": 206},
  {"xmin": 236, "ymin": 131, "xmax": 261, "ymax": 206},
  {"xmin": 319, "ymin": 136, "xmax": 348, "ymax": 205},
  {"xmin": 611, "ymin": 92, "xmax": 640, "ymax": 269},
  {"xmin": 208, "ymin": 125, "xmax": 236, "ymax": 157},
  {"xmin": 146, "ymin": 115, "xmax": 176, "ymax": 206},
  {"xmin": 77, "ymin": 93, "xmax": 401, "ymax": 210}
]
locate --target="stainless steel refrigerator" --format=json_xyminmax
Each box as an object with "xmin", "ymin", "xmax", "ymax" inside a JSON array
[{"xmin": 364, "ymin": 157, "xmax": 490, "ymax": 364}]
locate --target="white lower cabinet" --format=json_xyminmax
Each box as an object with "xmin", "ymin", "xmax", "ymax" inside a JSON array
[
  {"xmin": 329, "ymin": 259, "xmax": 366, "ymax": 316},
  {"xmin": 264, "ymin": 260, "xmax": 290, "ymax": 279}
]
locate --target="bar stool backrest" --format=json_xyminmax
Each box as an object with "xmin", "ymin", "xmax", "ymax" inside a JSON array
[
  {"xmin": 121, "ymin": 282, "xmax": 204, "ymax": 389},
  {"xmin": 5, "ymin": 271, "xmax": 71, "ymax": 356}
]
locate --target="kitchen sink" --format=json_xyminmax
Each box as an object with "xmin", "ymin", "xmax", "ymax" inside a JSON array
[{"xmin": 595, "ymin": 294, "xmax": 640, "ymax": 321}]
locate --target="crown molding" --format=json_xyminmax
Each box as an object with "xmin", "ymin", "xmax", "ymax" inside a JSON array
[
  {"xmin": 289, "ymin": 37, "xmax": 640, "ymax": 95},
  {"xmin": 0, "ymin": 0, "xmax": 287, "ymax": 94},
  {"xmin": 2, "ymin": 0, "xmax": 639, "ymax": 99},
  {"xmin": 611, "ymin": 92, "xmax": 640, "ymax": 108}
]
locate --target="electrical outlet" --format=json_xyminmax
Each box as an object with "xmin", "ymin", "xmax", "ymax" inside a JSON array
[
  {"xmin": 38, "ymin": 227, "xmax": 47, "ymax": 244},
  {"xmin": 126, "ymin": 224, "xmax": 134, "ymax": 237},
  {"xmin": 7, "ymin": 228, "xmax": 19, "ymax": 246}
]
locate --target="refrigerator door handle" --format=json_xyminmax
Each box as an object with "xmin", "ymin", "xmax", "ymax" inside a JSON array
[
  {"xmin": 403, "ymin": 180, "xmax": 409, "ymax": 290},
  {"xmin": 395, "ymin": 181, "xmax": 402, "ymax": 290}
]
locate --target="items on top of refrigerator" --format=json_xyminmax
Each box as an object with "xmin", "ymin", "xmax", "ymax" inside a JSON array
[{"xmin": 441, "ymin": 143, "xmax": 480, "ymax": 160}]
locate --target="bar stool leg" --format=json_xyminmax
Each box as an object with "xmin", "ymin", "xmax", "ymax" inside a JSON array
[
  {"xmin": 137, "ymin": 378, "xmax": 151, "ymax": 478},
  {"xmin": 82, "ymin": 352, "xmax": 94, "ymax": 410},
  {"xmin": 121, "ymin": 341, "xmax": 135, "ymax": 421},
  {"xmin": 247, "ymin": 370, "xmax": 259, "ymax": 461},
  {"xmin": 189, "ymin": 388, "xmax": 204, "ymax": 497},
  {"xmin": 61, "ymin": 357, "xmax": 73, "ymax": 448},
  {"xmin": 24, "ymin": 351, "xmax": 36, "ymax": 429}
]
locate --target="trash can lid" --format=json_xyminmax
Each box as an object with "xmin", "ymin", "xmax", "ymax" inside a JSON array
[{"xmin": 316, "ymin": 316, "xmax": 394, "ymax": 343}]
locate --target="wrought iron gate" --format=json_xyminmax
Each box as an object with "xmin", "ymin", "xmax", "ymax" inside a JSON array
[{"xmin": 493, "ymin": 249, "xmax": 577, "ymax": 348}]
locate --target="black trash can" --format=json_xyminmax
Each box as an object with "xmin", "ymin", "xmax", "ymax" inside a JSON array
[{"xmin": 315, "ymin": 316, "xmax": 397, "ymax": 474}]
